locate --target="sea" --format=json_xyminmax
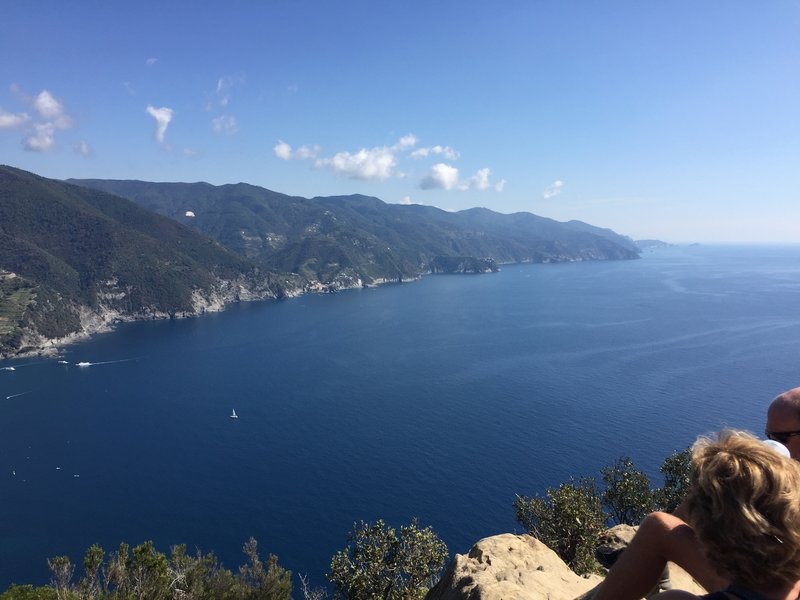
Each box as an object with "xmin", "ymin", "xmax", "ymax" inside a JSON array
[{"xmin": 2, "ymin": 244, "xmax": 800, "ymax": 590}]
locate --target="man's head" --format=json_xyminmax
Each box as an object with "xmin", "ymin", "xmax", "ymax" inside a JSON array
[{"xmin": 766, "ymin": 387, "xmax": 800, "ymax": 459}]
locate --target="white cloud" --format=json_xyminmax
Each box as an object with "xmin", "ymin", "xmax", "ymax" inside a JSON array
[
  {"xmin": 419, "ymin": 164, "xmax": 498, "ymax": 192},
  {"xmin": 287, "ymin": 84, "xmax": 299, "ymax": 94},
  {"xmin": 272, "ymin": 135, "xmax": 480, "ymax": 187},
  {"xmin": 212, "ymin": 115, "xmax": 239, "ymax": 135},
  {"xmin": 33, "ymin": 90, "xmax": 72, "ymax": 128},
  {"xmin": 183, "ymin": 148, "xmax": 199, "ymax": 157},
  {"xmin": 543, "ymin": 180, "xmax": 564, "ymax": 199},
  {"xmin": 146, "ymin": 57, "xmax": 158, "ymax": 66},
  {"xmin": 24, "ymin": 122, "xmax": 56, "ymax": 151},
  {"xmin": 274, "ymin": 140, "xmax": 293, "ymax": 160},
  {"xmin": 33, "ymin": 90, "xmax": 61, "ymax": 119},
  {"xmin": 7, "ymin": 87, "xmax": 74, "ymax": 150},
  {"xmin": 212, "ymin": 74, "xmax": 244, "ymax": 108},
  {"xmin": 295, "ymin": 144, "xmax": 320, "ymax": 159},
  {"xmin": 74, "ymin": 140, "xmax": 93, "ymax": 157},
  {"xmin": 0, "ymin": 107, "xmax": 29, "ymax": 128},
  {"xmin": 122, "ymin": 81, "xmax": 136, "ymax": 95},
  {"xmin": 217, "ymin": 77, "xmax": 233, "ymax": 106},
  {"xmin": 216, "ymin": 77, "xmax": 230, "ymax": 94},
  {"xmin": 495, "ymin": 178, "xmax": 506, "ymax": 193},
  {"xmin": 400, "ymin": 196, "xmax": 414, "ymax": 205},
  {"xmin": 274, "ymin": 141, "xmax": 321, "ymax": 161},
  {"xmin": 465, "ymin": 167, "xmax": 491, "ymax": 191},
  {"xmin": 316, "ymin": 146, "xmax": 396, "ymax": 181},
  {"xmin": 420, "ymin": 163, "xmax": 460, "ymax": 190},
  {"xmin": 410, "ymin": 145, "xmax": 460, "ymax": 160},
  {"xmin": 393, "ymin": 134, "xmax": 418, "ymax": 150},
  {"xmin": 304, "ymin": 136, "xmax": 423, "ymax": 181},
  {"xmin": 146, "ymin": 105, "xmax": 173, "ymax": 144}
]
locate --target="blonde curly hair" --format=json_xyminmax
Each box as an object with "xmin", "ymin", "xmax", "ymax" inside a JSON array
[{"xmin": 686, "ymin": 429, "xmax": 800, "ymax": 590}]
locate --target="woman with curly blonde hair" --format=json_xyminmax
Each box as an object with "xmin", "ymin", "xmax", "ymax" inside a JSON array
[{"xmin": 658, "ymin": 429, "xmax": 800, "ymax": 600}]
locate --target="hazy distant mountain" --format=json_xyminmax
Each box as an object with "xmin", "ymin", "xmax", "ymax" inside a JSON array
[
  {"xmin": 70, "ymin": 179, "xmax": 640, "ymax": 286},
  {"xmin": 563, "ymin": 220, "xmax": 640, "ymax": 253},
  {"xmin": 635, "ymin": 239, "xmax": 673, "ymax": 250}
]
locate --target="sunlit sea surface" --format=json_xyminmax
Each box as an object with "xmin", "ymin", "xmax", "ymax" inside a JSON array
[{"xmin": 2, "ymin": 245, "xmax": 800, "ymax": 588}]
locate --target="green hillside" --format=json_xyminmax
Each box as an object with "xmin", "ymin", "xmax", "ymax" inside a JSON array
[
  {"xmin": 0, "ymin": 165, "xmax": 640, "ymax": 355},
  {"xmin": 0, "ymin": 166, "xmax": 285, "ymax": 355},
  {"xmin": 70, "ymin": 179, "xmax": 640, "ymax": 285}
]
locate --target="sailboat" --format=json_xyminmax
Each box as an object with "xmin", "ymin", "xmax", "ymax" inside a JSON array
[{"xmin": 230, "ymin": 409, "xmax": 238, "ymax": 419}]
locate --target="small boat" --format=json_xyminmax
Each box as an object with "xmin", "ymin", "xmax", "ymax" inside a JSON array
[
  {"xmin": 230, "ymin": 409, "xmax": 238, "ymax": 419},
  {"xmin": 76, "ymin": 362, "xmax": 92, "ymax": 367}
]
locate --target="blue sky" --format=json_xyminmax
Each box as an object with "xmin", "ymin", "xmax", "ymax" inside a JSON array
[{"xmin": 1, "ymin": 1, "xmax": 798, "ymax": 242}]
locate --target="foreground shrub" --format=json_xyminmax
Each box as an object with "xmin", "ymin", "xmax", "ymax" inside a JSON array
[
  {"xmin": 516, "ymin": 448, "xmax": 693, "ymax": 574},
  {"xmin": 3, "ymin": 538, "xmax": 292, "ymax": 600},
  {"xmin": 654, "ymin": 448, "xmax": 692, "ymax": 512},
  {"xmin": 601, "ymin": 457, "xmax": 655, "ymax": 525},
  {"xmin": 515, "ymin": 477, "xmax": 607, "ymax": 575},
  {"xmin": 328, "ymin": 518, "xmax": 448, "ymax": 600},
  {"xmin": 0, "ymin": 585, "xmax": 57, "ymax": 600}
]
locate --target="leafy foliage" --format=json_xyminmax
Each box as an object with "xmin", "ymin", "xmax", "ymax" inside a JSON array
[
  {"xmin": 0, "ymin": 585, "xmax": 57, "ymax": 600},
  {"xmin": 0, "ymin": 272, "xmax": 35, "ymax": 347},
  {"xmin": 515, "ymin": 478, "xmax": 607, "ymax": 575},
  {"xmin": 600, "ymin": 457, "xmax": 655, "ymax": 525},
  {"xmin": 1, "ymin": 538, "xmax": 292, "ymax": 600},
  {"xmin": 516, "ymin": 449, "xmax": 694, "ymax": 574},
  {"xmin": 328, "ymin": 519, "xmax": 448, "ymax": 600},
  {"xmin": 653, "ymin": 448, "xmax": 692, "ymax": 512}
]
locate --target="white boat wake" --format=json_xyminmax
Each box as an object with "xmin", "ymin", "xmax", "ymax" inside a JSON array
[
  {"xmin": 5, "ymin": 391, "xmax": 32, "ymax": 400},
  {"xmin": 75, "ymin": 357, "xmax": 139, "ymax": 367}
]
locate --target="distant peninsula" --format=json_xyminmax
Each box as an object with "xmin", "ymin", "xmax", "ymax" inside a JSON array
[
  {"xmin": 635, "ymin": 239, "xmax": 673, "ymax": 250},
  {"xmin": 1, "ymin": 165, "xmax": 639, "ymax": 357}
]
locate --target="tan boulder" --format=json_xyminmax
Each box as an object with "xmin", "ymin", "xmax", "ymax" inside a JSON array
[
  {"xmin": 426, "ymin": 533, "xmax": 602, "ymax": 600},
  {"xmin": 427, "ymin": 531, "xmax": 707, "ymax": 600}
]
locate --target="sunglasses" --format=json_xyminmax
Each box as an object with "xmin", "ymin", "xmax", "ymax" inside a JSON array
[{"xmin": 765, "ymin": 429, "xmax": 800, "ymax": 444}]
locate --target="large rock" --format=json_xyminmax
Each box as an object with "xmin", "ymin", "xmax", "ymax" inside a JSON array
[
  {"xmin": 427, "ymin": 531, "xmax": 707, "ymax": 600},
  {"xmin": 595, "ymin": 524, "xmax": 638, "ymax": 569},
  {"xmin": 426, "ymin": 533, "xmax": 602, "ymax": 600}
]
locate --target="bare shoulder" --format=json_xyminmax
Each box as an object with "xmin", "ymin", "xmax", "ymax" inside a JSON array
[{"xmin": 657, "ymin": 591, "xmax": 702, "ymax": 600}]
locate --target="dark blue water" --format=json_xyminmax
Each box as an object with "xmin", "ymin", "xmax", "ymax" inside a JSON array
[{"xmin": 2, "ymin": 245, "xmax": 800, "ymax": 589}]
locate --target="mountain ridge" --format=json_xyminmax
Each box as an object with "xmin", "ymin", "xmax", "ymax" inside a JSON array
[
  {"xmin": 0, "ymin": 165, "xmax": 639, "ymax": 356},
  {"xmin": 69, "ymin": 178, "xmax": 640, "ymax": 282}
]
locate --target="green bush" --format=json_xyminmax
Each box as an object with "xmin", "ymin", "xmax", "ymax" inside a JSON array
[
  {"xmin": 0, "ymin": 585, "xmax": 57, "ymax": 600},
  {"xmin": 516, "ymin": 449, "xmax": 693, "ymax": 574},
  {"xmin": 515, "ymin": 477, "xmax": 607, "ymax": 575},
  {"xmin": 600, "ymin": 457, "xmax": 655, "ymax": 525},
  {"xmin": 328, "ymin": 519, "xmax": 448, "ymax": 600},
  {"xmin": 654, "ymin": 448, "xmax": 692, "ymax": 513},
  {"xmin": 0, "ymin": 539, "xmax": 292, "ymax": 600}
]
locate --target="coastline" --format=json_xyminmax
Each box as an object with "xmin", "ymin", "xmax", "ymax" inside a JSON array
[
  {"xmin": 0, "ymin": 272, "xmax": 422, "ymax": 361},
  {"xmin": 1, "ymin": 249, "xmax": 639, "ymax": 361}
]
